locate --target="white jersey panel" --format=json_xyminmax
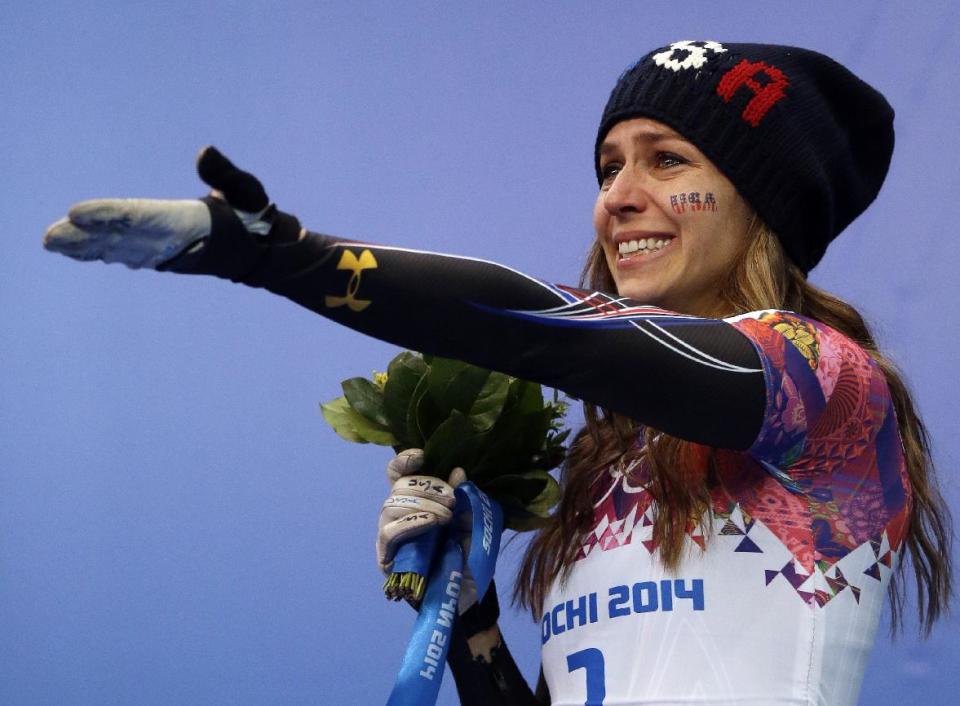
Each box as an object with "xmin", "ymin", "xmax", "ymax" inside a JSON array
[{"xmin": 540, "ymin": 501, "xmax": 890, "ymax": 705}]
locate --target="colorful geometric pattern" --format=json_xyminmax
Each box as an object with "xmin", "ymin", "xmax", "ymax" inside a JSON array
[{"xmin": 577, "ymin": 310, "xmax": 912, "ymax": 609}]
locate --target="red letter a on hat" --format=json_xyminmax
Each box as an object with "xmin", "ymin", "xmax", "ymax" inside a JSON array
[{"xmin": 716, "ymin": 60, "xmax": 789, "ymax": 127}]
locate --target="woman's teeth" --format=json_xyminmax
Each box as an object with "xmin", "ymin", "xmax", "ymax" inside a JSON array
[{"xmin": 618, "ymin": 237, "xmax": 670, "ymax": 257}]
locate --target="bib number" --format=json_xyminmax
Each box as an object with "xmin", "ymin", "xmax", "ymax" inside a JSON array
[{"xmin": 566, "ymin": 647, "xmax": 606, "ymax": 706}]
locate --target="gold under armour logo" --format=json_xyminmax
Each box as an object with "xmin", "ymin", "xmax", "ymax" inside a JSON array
[{"xmin": 325, "ymin": 249, "xmax": 378, "ymax": 312}]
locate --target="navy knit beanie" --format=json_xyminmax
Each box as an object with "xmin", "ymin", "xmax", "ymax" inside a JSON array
[{"xmin": 595, "ymin": 41, "xmax": 895, "ymax": 274}]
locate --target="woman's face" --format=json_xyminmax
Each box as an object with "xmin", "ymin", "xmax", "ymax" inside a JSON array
[{"xmin": 593, "ymin": 118, "xmax": 753, "ymax": 316}]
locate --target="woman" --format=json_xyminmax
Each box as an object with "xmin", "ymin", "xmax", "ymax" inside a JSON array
[{"xmin": 45, "ymin": 41, "xmax": 951, "ymax": 705}]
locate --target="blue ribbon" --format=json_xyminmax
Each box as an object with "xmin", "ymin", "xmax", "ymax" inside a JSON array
[
  {"xmin": 385, "ymin": 481, "xmax": 504, "ymax": 706},
  {"xmin": 391, "ymin": 529, "xmax": 441, "ymax": 579}
]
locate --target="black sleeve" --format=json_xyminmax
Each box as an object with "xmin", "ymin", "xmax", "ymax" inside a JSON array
[
  {"xmin": 444, "ymin": 585, "xmax": 546, "ymax": 705},
  {"xmin": 446, "ymin": 627, "xmax": 544, "ymax": 706},
  {"xmin": 162, "ymin": 203, "xmax": 766, "ymax": 449}
]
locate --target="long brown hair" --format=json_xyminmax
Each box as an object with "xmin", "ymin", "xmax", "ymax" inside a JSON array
[{"xmin": 516, "ymin": 217, "xmax": 952, "ymax": 635}]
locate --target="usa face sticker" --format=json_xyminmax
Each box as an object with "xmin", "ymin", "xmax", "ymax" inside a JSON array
[{"xmin": 670, "ymin": 192, "xmax": 718, "ymax": 214}]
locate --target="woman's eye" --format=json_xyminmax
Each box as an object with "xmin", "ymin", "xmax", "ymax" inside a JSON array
[
  {"xmin": 657, "ymin": 152, "xmax": 687, "ymax": 168},
  {"xmin": 600, "ymin": 162, "xmax": 622, "ymax": 185}
]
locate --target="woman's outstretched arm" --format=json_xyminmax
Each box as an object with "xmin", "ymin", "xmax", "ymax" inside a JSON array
[
  {"xmin": 163, "ymin": 200, "xmax": 766, "ymax": 451},
  {"xmin": 43, "ymin": 147, "xmax": 767, "ymax": 450}
]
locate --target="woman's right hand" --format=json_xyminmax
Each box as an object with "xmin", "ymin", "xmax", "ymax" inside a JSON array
[
  {"xmin": 42, "ymin": 147, "xmax": 299, "ymax": 270},
  {"xmin": 376, "ymin": 448, "xmax": 465, "ymax": 574}
]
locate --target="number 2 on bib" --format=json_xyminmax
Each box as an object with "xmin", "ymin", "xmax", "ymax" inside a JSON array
[{"xmin": 566, "ymin": 647, "xmax": 605, "ymax": 706}]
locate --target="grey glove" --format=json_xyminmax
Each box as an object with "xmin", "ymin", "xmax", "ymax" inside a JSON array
[
  {"xmin": 376, "ymin": 449, "xmax": 479, "ymax": 613},
  {"xmin": 376, "ymin": 449, "xmax": 467, "ymax": 571},
  {"xmin": 43, "ymin": 146, "xmax": 288, "ymax": 269}
]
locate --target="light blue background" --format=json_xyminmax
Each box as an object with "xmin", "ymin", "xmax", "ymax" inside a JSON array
[{"xmin": 2, "ymin": 2, "xmax": 957, "ymax": 704}]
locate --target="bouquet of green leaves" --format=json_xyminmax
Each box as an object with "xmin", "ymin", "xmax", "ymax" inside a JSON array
[
  {"xmin": 321, "ymin": 351, "xmax": 569, "ymax": 599},
  {"xmin": 322, "ymin": 351, "xmax": 569, "ymax": 528}
]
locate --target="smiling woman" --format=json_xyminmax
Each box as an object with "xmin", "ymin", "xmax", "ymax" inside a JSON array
[
  {"xmin": 43, "ymin": 40, "xmax": 952, "ymax": 706},
  {"xmin": 594, "ymin": 119, "xmax": 754, "ymax": 315}
]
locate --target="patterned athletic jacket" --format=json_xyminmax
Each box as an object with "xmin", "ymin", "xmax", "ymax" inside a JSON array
[{"xmin": 173, "ymin": 218, "xmax": 911, "ymax": 705}]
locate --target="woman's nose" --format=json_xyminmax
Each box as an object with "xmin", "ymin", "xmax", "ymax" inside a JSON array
[{"xmin": 602, "ymin": 168, "xmax": 651, "ymax": 216}]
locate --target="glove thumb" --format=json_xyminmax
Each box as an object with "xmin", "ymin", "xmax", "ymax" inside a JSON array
[{"xmin": 196, "ymin": 146, "xmax": 269, "ymax": 213}]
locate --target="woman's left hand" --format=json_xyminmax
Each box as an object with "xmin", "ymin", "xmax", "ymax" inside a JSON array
[{"xmin": 376, "ymin": 449, "xmax": 466, "ymax": 573}]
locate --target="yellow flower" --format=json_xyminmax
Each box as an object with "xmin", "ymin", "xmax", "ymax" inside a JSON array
[
  {"xmin": 372, "ymin": 371, "xmax": 389, "ymax": 390},
  {"xmin": 771, "ymin": 320, "xmax": 819, "ymax": 370}
]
